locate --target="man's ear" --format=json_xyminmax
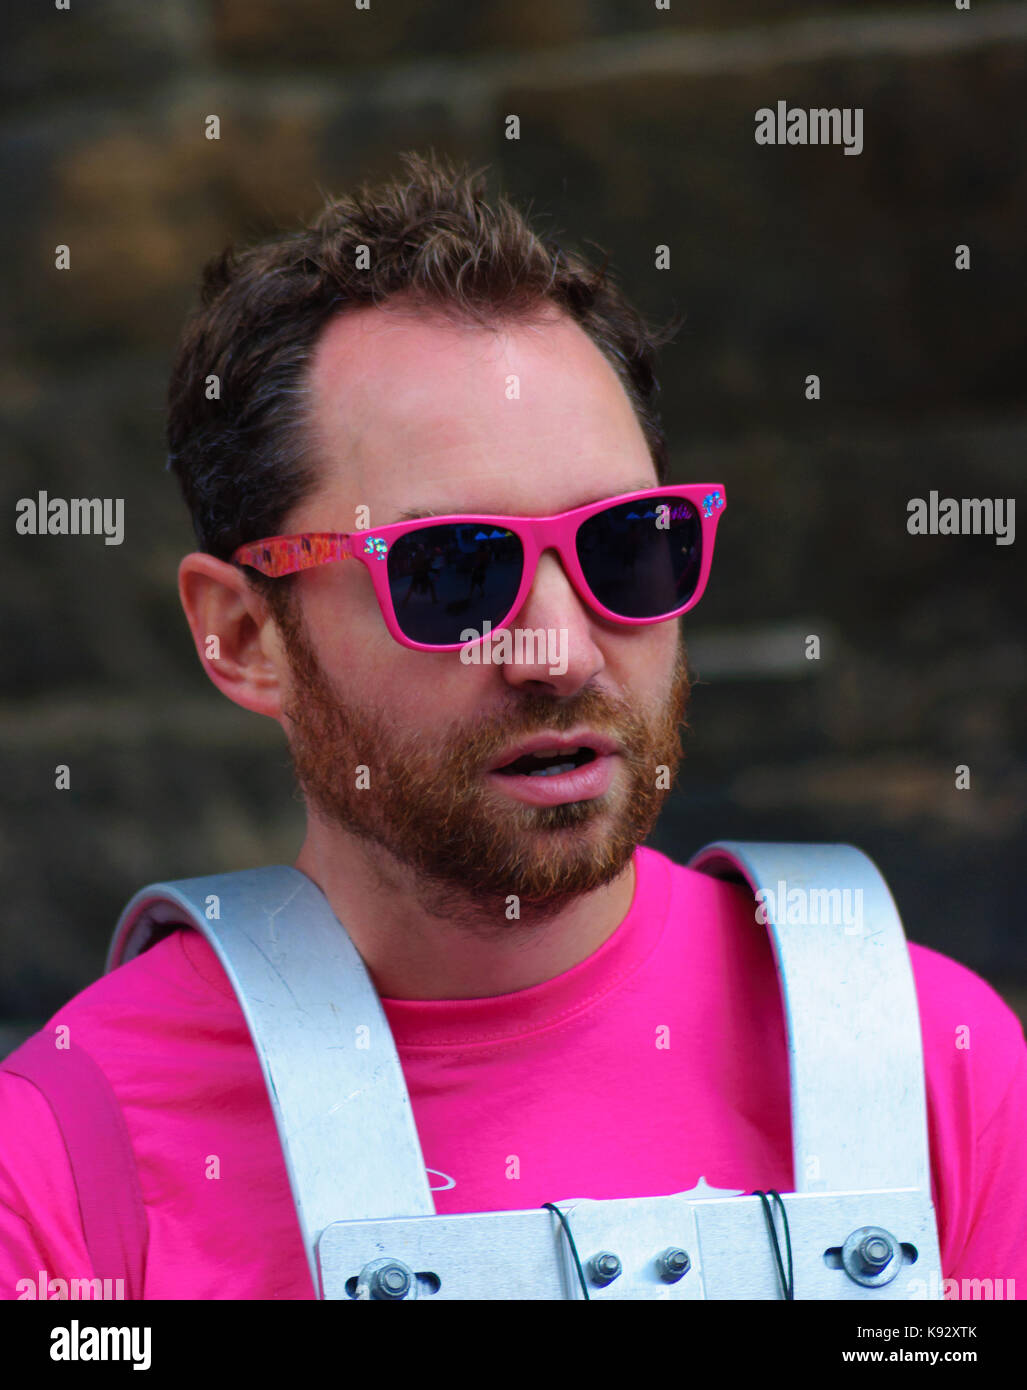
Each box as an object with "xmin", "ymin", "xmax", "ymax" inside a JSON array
[{"xmin": 178, "ymin": 553, "xmax": 292, "ymax": 722}]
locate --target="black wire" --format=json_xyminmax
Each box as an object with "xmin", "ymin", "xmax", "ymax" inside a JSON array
[
  {"xmin": 755, "ymin": 1192, "xmax": 786, "ymax": 1295},
  {"xmin": 542, "ymin": 1201, "xmax": 590, "ymax": 1300},
  {"xmin": 753, "ymin": 1189, "xmax": 794, "ymax": 1299},
  {"xmin": 769, "ymin": 1190, "xmax": 794, "ymax": 1300}
]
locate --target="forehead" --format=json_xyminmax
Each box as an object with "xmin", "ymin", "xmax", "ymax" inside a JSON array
[
  {"xmin": 299, "ymin": 300, "xmax": 655, "ymax": 524},
  {"xmin": 391, "ymin": 483, "xmax": 660, "ymax": 523}
]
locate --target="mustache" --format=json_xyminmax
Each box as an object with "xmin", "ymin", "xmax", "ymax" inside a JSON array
[{"xmin": 429, "ymin": 675, "xmax": 692, "ymax": 801}]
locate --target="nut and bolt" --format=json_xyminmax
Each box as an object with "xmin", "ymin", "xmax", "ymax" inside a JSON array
[
  {"xmin": 856, "ymin": 1235, "xmax": 893, "ymax": 1274},
  {"xmin": 656, "ymin": 1247, "xmax": 692, "ymax": 1282},
  {"xmin": 369, "ymin": 1262, "xmax": 412, "ymax": 1299},
  {"xmin": 587, "ymin": 1252, "xmax": 622, "ymax": 1286},
  {"xmin": 841, "ymin": 1226, "xmax": 902, "ymax": 1289},
  {"xmin": 356, "ymin": 1258, "xmax": 415, "ymax": 1300},
  {"xmin": 587, "ymin": 1248, "xmax": 692, "ymax": 1287}
]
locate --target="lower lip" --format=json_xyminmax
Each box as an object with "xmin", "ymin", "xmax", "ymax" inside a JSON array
[{"xmin": 485, "ymin": 754, "xmax": 617, "ymax": 806}]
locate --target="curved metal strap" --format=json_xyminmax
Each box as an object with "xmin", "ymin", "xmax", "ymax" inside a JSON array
[
  {"xmin": 688, "ymin": 841, "xmax": 932, "ymax": 1195},
  {"xmin": 106, "ymin": 867, "xmax": 435, "ymax": 1298}
]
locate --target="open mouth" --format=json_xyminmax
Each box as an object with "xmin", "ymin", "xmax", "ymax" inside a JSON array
[{"xmin": 493, "ymin": 747, "xmax": 598, "ymax": 778}]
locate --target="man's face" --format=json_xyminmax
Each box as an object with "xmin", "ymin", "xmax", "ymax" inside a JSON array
[{"xmin": 272, "ymin": 301, "xmax": 691, "ymax": 922}]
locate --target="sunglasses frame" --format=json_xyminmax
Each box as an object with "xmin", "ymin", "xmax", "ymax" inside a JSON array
[{"xmin": 232, "ymin": 484, "xmax": 727, "ymax": 652}]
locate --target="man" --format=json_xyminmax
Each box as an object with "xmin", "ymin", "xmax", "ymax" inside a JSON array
[{"xmin": 2, "ymin": 152, "xmax": 1025, "ymax": 1300}]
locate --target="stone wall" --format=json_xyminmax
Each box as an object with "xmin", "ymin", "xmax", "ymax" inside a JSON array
[{"xmin": 2, "ymin": 1, "xmax": 1024, "ymax": 1036}]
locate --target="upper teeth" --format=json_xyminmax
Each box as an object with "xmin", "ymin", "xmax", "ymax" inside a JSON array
[
  {"xmin": 496, "ymin": 746, "xmax": 590, "ymax": 776},
  {"xmin": 526, "ymin": 748, "xmax": 581, "ymax": 777}
]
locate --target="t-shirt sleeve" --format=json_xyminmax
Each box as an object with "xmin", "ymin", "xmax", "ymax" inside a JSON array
[
  {"xmin": 911, "ymin": 942, "xmax": 1027, "ymax": 1298},
  {"xmin": 944, "ymin": 1040, "xmax": 1027, "ymax": 1295},
  {"xmin": 0, "ymin": 1070, "xmax": 96, "ymax": 1300}
]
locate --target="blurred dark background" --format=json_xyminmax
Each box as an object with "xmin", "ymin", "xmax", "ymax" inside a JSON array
[{"xmin": 2, "ymin": 1, "xmax": 1024, "ymax": 1050}]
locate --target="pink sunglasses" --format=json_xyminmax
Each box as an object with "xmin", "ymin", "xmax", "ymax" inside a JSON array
[{"xmin": 232, "ymin": 484, "xmax": 726, "ymax": 652}]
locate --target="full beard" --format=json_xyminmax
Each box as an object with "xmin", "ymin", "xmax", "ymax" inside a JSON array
[{"xmin": 276, "ymin": 601, "xmax": 692, "ymax": 930}]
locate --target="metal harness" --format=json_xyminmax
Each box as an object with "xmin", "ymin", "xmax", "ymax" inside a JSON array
[{"xmin": 106, "ymin": 840, "xmax": 943, "ymax": 1300}]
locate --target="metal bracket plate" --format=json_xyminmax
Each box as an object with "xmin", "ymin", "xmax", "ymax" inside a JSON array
[{"xmin": 316, "ymin": 1184, "xmax": 942, "ymax": 1300}]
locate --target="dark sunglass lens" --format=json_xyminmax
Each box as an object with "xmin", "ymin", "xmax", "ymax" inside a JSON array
[
  {"xmin": 386, "ymin": 524, "xmax": 524, "ymax": 645},
  {"xmin": 576, "ymin": 497, "xmax": 702, "ymax": 618}
]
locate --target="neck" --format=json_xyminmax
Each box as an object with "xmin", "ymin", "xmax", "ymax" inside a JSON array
[{"xmin": 294, "ymin": 824, "xmax": 637, "ymax": 1000}]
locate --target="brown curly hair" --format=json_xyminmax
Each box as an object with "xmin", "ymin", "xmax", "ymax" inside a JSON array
[{"xmin": 165, "ymin": 148, "xmax": 679, "ymax": 615}]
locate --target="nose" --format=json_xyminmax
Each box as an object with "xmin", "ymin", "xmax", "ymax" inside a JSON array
[{"xmin": 497, "ymin": 549, "xmax": 605, "ymax": 696}]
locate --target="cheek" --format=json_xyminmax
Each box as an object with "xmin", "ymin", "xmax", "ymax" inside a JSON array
[
  {"xmin": 609, "ymin": 623, "xmax": 681, "ymax": 694},
  {"xmin": 398, "ymin": 654, "xmax": 501, "ymax": 713},
  {"xmin": 300, "ymin": 571, "xmax": 393, "ymax": 682},
  {"xmin": 314, "ymin": 619, "xmax": 494, "ymax": 722}
]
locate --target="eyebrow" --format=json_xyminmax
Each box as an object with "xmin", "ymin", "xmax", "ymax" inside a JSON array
[{"xmin": 393, "ymin": 481, "xmax": 659, "ymax": 525}]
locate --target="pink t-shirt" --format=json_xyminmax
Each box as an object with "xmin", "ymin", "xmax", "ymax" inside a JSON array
[{"xmin": 2, "ymin": 845, "xmax": 1025, "ymax": 1299}]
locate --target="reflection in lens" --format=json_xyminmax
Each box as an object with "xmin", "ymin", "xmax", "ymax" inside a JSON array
[
  {"xmin": 387, "ymin": 524, "xmax": 524, "ymax": 645},
  {"xmin": 576, "ymin": 497, "xmax": 702, "ymax": 618}
]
